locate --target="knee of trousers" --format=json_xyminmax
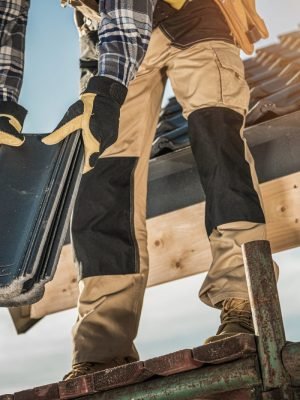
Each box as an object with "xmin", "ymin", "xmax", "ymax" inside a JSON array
[
  {"xmin": 187, "ymin": 106, "xmax": 265, "ymax": 236},
  {"xmin": 71, "ymin": 156, "xmax": 146, "ymax": 280}
]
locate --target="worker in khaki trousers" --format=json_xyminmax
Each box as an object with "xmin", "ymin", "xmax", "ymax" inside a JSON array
[{"xmin": 60, "ymin": 0, "xmax": 276, "ymax": 379}]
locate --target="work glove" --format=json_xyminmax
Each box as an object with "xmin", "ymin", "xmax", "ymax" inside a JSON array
[
  {"xmin": 42, "ymin": 76, "xmax": 127, "ymax": 174},
  {"xmin": 0, "ymin": 101, "xmax": 27, "ymax": 147}
]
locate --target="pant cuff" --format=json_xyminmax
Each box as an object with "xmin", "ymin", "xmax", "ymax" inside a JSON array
[{"xmin": 200, "ymin": 291, "xmax": 250, "ymax": 309}]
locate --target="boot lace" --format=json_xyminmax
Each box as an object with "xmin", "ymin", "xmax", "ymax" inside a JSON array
[
  {"xmin": 217, "ymin": 299, "xmax": 254, "ymax": 334},
  {"xmin": 63, "ymin": 362, "xmax": 98, "ymax": 380}
]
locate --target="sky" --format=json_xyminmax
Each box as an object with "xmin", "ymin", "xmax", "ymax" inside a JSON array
[{"xmin": 1, "ymin": 0, "xmax": 300, "ymax": 394}]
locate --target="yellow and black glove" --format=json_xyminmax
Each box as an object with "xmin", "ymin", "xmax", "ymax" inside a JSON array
[
  {"xmin": 0, "ymin": 101, "xmax": 27, "ymax": 147},
  {"xmin": 42, "ymin": 76, "xmax": 127, "ymax": 174}
]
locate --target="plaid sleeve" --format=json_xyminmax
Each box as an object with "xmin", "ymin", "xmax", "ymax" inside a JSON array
[
  {"xmin": 98, "ymin": 0, "xmax": 157, "ymax": 87},
  {"xmin": 0, "ymin": 0, "xmax": 30, "ymax": 102}
]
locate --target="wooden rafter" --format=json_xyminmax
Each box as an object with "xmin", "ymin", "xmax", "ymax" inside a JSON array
[{"xmin": 29, "ymin": 171, "xmax": 300, "ymax": 319}]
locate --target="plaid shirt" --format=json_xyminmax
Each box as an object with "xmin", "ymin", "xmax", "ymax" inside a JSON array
[
  {"xmin": 0, "ymin": 0, "xmax": 156, "ymax": 103},
  {"xmin": 98, "ymin": 0, "xmax": 157, "ymax": 87},
  {"xmin": 0, "ymin": 0, "xmax": 30, "ymax": 102}
]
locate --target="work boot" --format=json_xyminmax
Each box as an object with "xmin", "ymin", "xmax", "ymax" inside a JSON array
[
  {"xmin": 204, "ymin": 298, "xmax": 254, "ymax": 344},
  {"xmin": 63, "ymin": 358, "xmax": 129, "ymax": 380}
]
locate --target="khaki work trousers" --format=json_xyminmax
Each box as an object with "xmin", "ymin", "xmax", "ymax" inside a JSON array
[{"xmin": 72, "ymin": 28, "xmax": 267, "ymax": 364}]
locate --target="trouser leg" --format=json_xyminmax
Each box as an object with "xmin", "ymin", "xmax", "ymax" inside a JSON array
[
  {"xmin": 167, "ymin": 40, "xmax": 268, "ymax": 308},
  {"xmin": 188, "ymin": 107, "xmax": 266, "ymax": 307},
  {"xmin": 71, "ymin": 61, "xmax": 167, "ymax": 364}
]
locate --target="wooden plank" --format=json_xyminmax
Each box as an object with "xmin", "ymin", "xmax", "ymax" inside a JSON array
[
  {"xmin": 147, "ymin": 201, "xmax": 210, "ymax": 286},
  {"xmin": 30, "ymin": 172, "xmax": 300, "ymax": 319},
  {"xmin": 263, "ymin": 174, "xmax": 300, "ymax": 252},
  {"xmin": 31, "ymin": 245, "xmax": 78, "ymax": 318},
  {"xmin": 8, "ymin": 305, "xmax": 41, "ymax": 334}
]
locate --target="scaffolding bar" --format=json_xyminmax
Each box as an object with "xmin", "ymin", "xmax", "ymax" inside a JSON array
[
  {"xmin": 242, "ymin": 240, "xmax": 291, "ymax": 396},
  {"xmin": 282, "ymin": 342, "xmax": 300, "ymax": 385},
  {"xmin": 76, "ymin": 357, "xmax": 260, "ymax": 400}
]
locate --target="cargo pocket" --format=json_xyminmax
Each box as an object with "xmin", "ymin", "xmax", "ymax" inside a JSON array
[{"xmin": 213, "ymin": 46, "xmax": 250, "ymax": 112}]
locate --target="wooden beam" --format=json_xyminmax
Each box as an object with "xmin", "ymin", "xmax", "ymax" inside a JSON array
[
  {"xmin": 30, "ymin": 245, "xmax": 79, "ymax": 319},
  {"xmin": 8, "ymin": 305, "xmax": 41, "ymax": 334},
  {"xmin": 30, "ymin": 172, "xmax": 300, "ymax": 319}
]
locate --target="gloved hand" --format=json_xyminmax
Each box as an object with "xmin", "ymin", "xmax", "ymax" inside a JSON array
[
  {"xmin": 42, "ymin": 76, "xmax": 127, "ymax": 173},
  {"xmin": 0, "ymin": 101, "xmax": 27, "ymax": 147}
]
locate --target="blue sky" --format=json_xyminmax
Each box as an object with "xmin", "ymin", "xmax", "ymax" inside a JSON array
[
  {"xmin": 20, "ymin": 1, "xmax": 79, "ymax": 133},
  {"xmin": 1, "ymin": 0, "xmax": 300, "ymax": 394}
]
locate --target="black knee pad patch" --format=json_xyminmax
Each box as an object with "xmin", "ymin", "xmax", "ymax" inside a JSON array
[
  {"xmin": 188, "ymin": 107, "xmax": 265, "ymax": 235},
  {"xmin": 72, "ymin": 157, "xmax": 139, "ymax": 278}
]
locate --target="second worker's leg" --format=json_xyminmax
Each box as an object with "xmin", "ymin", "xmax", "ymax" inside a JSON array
[
  {"xmin": 191, "ymin": 107, "xmax": 268, "ymax": 342},
  {"xmin": 189, "ymin": 107, "xmax": 265, "ymax": 304},
  {"xmin": 167, "ymin": 40, "xmax": 273, "ymax": 342}
]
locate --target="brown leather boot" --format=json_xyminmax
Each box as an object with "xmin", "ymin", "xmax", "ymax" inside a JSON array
[
  {"xmin": 204, "ymin": 298, "xmax": 254, "ymax": 344},
  {"xmin": 63, "ymin": 358, "xmax": 128, "ymax": 380}
]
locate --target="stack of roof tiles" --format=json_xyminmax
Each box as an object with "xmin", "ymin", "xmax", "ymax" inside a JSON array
[{"xmin": 0, "ymin": 134, "xmax": 82, "ymax": 306}]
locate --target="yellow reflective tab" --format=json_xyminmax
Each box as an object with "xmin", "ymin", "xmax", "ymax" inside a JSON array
[
  {"xmin": 163, "ymin": 0, "xmax": 186, "ymax": 10},
  {"xmin": 0, "ymin": 131, "xmax": 24, "ymax": 146}
]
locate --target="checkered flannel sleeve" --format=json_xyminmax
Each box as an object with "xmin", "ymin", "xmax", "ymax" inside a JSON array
[
  {"xmin": 0, "ymin": 0, "xmax": 30, "ymax": 102},
  {"xmin": 98, "ymin": 0, "xmax": 157, "ymax": 87}
]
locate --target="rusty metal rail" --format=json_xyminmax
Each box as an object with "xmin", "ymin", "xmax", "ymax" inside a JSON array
[
  {"xmin": 243, "ymin": 240, "xmax": 293, "ymax": 398},
  {"xmin": 77, "ymin": 357, "xmax": 261, "ymax": 400},
  {"xmin": 283, "ymin": 342, "xmax": 300, "ymax": 385}
]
